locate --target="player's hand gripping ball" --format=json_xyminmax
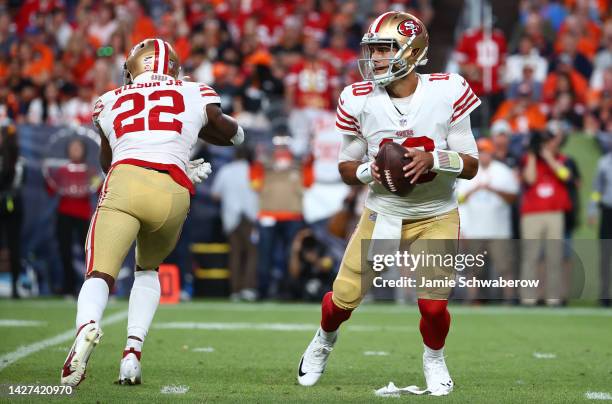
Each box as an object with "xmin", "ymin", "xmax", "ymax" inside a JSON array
[{"xmin": 375, "ymin": 142, "xmax": 415, "ymax": 196}]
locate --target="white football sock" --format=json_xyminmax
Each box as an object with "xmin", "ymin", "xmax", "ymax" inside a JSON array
[
  {"xmin": 126, "ymin": 270, "xmax": 161, "ymax": 347},
  {"xmin": 319, "ymin": 328, "xmax": 338, "ymax": 343},
  {"xmin": 125, "ymin": 337, "xmax": 143, "ymax": 352},
  {"xmin": 76, "ymin": 278, "xmax": 110, "ymax": 331},
  {"xmin": 424, "ymin": 344, "xmax": 444, "ymax": 358}
]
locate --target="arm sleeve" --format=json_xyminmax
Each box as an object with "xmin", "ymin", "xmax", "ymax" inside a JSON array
[
  {"xmin": 338, "ymin": 134, "xmax": 368, "ymax": 162},
  {"xmin": 446, "ymin": 115, "xmax": 478, "ymax": 158}
]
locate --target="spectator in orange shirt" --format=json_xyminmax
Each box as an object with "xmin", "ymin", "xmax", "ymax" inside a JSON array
[
  {"xmin": 556, "ymin": 12, "xmax": 601, "ymax": 62},
  {"xmin": 18, "ymin": 36, "xmax": 54, "ymax": 85},
  {"xmin": 492, "ymin": 82, "xmax": 547, "ymax": 135},
  {"xmin": 543, "ymin": 53, "xmax": 589, "ymax": 104},
  {"xmin": 126, "ymin": 2, "xmax": 158, "ymax": 45}
]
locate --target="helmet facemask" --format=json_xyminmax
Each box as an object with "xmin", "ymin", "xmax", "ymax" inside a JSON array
[
  {"xmin": 358, "ymin": 37, "xmax": 428, "ymax": 87},
  {"xmin": 123, "ymin": 62, "xmax": 134, "ymax": 85}
]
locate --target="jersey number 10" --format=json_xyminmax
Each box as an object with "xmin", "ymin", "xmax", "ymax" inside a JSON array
[{"xmin": 112, "ymin": 90, "xmax": 185, "ymax": 138}]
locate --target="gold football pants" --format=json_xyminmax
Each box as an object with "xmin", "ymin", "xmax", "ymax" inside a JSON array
[
  {"xmin": 332, "ymin": 207, "xmax": 460, "ymax": 309},
  {"xmin": 85, "ymin": 164, "xmax": 190, "ymax": 278}
]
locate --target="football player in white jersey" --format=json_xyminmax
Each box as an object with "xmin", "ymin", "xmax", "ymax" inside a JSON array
[
  {"xmin": 60, "ymin": 39, "xmax": 245, "ymax": 387},
  {"xmin": 297, "ymin": 12, "xmax": 480, "ymax": 395}
]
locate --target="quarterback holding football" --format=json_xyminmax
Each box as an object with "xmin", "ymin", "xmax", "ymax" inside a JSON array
[
  {"xmin": 60, "ymin": 38, "xmax": 245, "ymax": 387},
  {"xmin": 297, "ymin": 12, "xmax": 480, "ymax": 395}
]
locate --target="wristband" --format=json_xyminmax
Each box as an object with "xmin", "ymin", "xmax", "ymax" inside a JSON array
[
  {"xmin": 231, "ymin": 126, "xmax": 244, "ymax": 145},
  {"xmin": 431, "ymin": 149, "xmax": 463, "ymax": 175},
  {"xmin": 356, "ymin": 162, "xmax": 374, "ymax": 184}
]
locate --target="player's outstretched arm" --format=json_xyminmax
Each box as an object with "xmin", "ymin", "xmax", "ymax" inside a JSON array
[{"xmin": 199, "ymin": 104, "xmax": 244, "ymax": 146}]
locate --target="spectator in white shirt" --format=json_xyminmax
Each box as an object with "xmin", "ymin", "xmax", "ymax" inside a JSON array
[
  {"xmin": 505, "ymin": 35, "xmax": 549, "ymax": 87},
  {"xmin": 457, "ymin": 138, "xmax": 520, "ymax": 301},
  {"xmin": 211, "ymin": 147, "xmax": 259, "ymax": 301}
]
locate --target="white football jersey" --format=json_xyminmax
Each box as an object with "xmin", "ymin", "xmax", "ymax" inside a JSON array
[
  {"xmin": 335, "ymin": 73, "xmax": 480, "ymax": 219},
  {"xmin": 303, "ymin": 110, "xmax": 350, "ymax": 223},
  {"xmin": 311, "ymin": 111, "xmax": 344, "ymax": 184},
  {"xmin": 92, "ymin": 72, "xmax": 220, "ymax": 193}
]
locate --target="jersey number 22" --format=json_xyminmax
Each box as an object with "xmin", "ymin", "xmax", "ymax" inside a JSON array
[{"xmin": 112, "ymin": 90, "xmax": 185, "ymax": 138}]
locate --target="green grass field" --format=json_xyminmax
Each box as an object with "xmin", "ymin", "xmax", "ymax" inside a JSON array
[{"xmin": 0, "ymin": 300, "xmax": 611, "ymax": 403}]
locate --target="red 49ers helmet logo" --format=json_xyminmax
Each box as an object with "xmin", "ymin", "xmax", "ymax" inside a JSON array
[{"xmin": 397, "ymin": 19, "xmax": 422, "ymax": 36}]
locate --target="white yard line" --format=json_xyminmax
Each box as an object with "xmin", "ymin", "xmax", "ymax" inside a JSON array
[
  {"xmin": 192, "ymin": 347, "xmax": 215, "ymax": 353},
  {"xmin": 364, "ymin": 351, "xmax": 390, "ymax": 356},
  {"xmin": 153, "ymin": 322, "xmax": 412, "ymax": 332},
  {"xmin": 157, "ymin": 303, "xmax": 612, "ymax": 316},
  {"xmin": 161, "ymin": 385, "xmax": 190, "ymax": 394},
  {"xmin": 0, "ymin": 310, "xmax": 128, "ymax": 372},
  {"xmin": 532, "ymin": 352, "xmax": 557, "ymax": 359},
  {"xmin": 586, "ymin": 392, "xmax": 612, "ymax": 400},
  {"xmin": 2, "ymin": 300, "xmax": 610, "ymax": 316},
  {"xmin": 0, "ymin": 320, "xmax": 46, "ymax": 327}
]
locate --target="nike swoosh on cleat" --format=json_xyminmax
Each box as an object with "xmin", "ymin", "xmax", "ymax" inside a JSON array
[
  {"xmin": 298, "ymin": 357, "xmax": 307, "ymax": 377},
  {"xmin": 62, "ymin": 351, "xmax": 76, "ymax": 377}
]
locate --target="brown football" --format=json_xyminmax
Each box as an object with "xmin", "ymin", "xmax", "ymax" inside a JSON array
[{"xmin": 375, "ymin": 142, "xmax": 415, "ymax": 196}]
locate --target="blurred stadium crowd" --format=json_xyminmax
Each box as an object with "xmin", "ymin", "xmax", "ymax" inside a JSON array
[{"xmin": 0, "ymin": 0, "xmax": 610, "ymax": 306}]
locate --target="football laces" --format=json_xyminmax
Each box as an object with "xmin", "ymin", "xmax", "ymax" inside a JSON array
[{"xmin": 384, "ymin": 169, "xmax": 397, "ymax": 192}]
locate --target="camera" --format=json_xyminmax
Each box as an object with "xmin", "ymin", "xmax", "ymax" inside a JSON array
[{"xmin": 528, "ymin": 130, "xmax": 554, "ymax": 155}]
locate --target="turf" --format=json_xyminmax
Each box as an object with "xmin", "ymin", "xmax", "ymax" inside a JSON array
[{"xmin": 0, "ymin": 300, "xmax": 611, "ymax": 403}]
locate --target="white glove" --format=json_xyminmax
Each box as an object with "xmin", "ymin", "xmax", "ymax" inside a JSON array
[{"xmin": 187, "ymin": 158, "xmax": 212, "ymax": 184}]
